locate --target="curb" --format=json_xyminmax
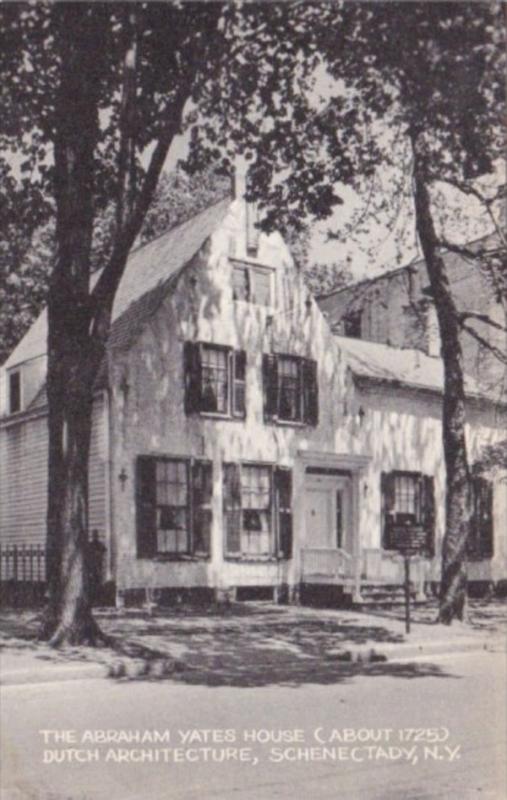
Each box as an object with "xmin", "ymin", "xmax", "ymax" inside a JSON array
[
  {"xmin": 1, "ymin": 662, "xmax": 106, "ymax": 687},
  {"xmin": 372, "ymin": 637, "xmax": 496, "ymax": 662},
  {"xmin": 328, "ymin": 635, "xmax": 503, "ymax": 665},
  {"xmin": 1, "ymin": 637, "xmax": 503, "ymax": 687}
]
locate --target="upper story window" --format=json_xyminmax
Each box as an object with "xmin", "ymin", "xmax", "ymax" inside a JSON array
[
  {"xmin": 343, "ymin": 310, "xmax": 362, "ymax": 338},
  {"xmin": 184, "ymin": 342, "xmax": 246, "ymax": 419},
  {"xmin": 467, "ymin": 475, "xmax": 494, "ymax": 560},
  {"xmin": 232, "ymin": 260, "xmax": 273, "ymax": 306},
  {"xmin": 381, "ymin": 471, "xmax": 435, "ymax": 556},
  {"xmin": 9, "ymin": 370, "xmax": 21, "ymax": 414},
  {"xmin": 262, "ymin": 354, "xmax": 318, "ymax": 426},
  {"xmin": 136, "ymin": 456, "xmax": 212, "ymax": 559}
]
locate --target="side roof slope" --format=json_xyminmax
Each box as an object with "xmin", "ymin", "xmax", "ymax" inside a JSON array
[{"xmin": 3, "ymin": 198, "xmax": 230, "ymax": 370}]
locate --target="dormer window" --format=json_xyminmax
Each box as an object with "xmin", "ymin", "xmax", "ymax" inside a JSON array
[
  {"xmin": 9, "ymin": 370, "xmax": 21, "ymax": 414},
  {"xmin": 232, "ymin": 260, "xmax": 273, "ymax": 306}
]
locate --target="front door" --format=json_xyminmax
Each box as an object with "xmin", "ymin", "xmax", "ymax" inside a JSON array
[
  {"xmin": 304, "ymin": 474, "xmax": 352, "ymax": 552},
  {"xmin": 305, "ymin": 487, "xmax": 334, "ymax": 548}
]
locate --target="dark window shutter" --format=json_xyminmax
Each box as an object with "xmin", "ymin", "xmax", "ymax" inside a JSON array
[
  {"xmin": 479, "ymin": 479, "xmax": 494, "ymax": 558},
  {"xmin": 223, "ymin": 463, "xmax": 242, "ymax": 555},
  {"xmin": 470, "ymin": 477, "xmax": 494, "ymax": 559},
  {"xmin": 262, "ymin": 354, "xmax": 278, "ymax": 421},
  {"xmin": 275, "ymin": 468, "xmax": 292, "ymax": 559},
  {"xmin": 381, "ymin": 472, "xmax": 395, "ymax": 549},
  {"xmin": 192, "ymin": 461, "xmax": 212, "ymax": 556},
  {"xmin": 302, "ymin": 359, "xmax": 319, "ymax": 426},
  {"xmin": 183, "ymin": 341, "xmax": 202, "ymax": 414},
  {"xmin": 9, "ymin": 371, "xmax": 21, "ymax": 413},
  {"xmin": 421, "ymin": 475, "xmax": 436, "ymax": 558},
  {"xmin": 232, "ymin": 350, "xmax": 247, "ymax": 418},
  {"xmin": 136, "ymin": 457, "xmax": 157, "ymax": 558}
]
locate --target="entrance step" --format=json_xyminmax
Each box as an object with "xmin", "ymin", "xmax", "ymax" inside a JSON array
[{"xmin": 353, "ymin": 584, "xmax": 430, "ymax": 607}]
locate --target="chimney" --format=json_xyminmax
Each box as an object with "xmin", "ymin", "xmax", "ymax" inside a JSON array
[
  {"xmin": 232, "ymin": 154, "xmax": 248, "ymax": 201},
  {"xmin": 232, "ymin": 154, "xmax": 259, "ymax": 257}
]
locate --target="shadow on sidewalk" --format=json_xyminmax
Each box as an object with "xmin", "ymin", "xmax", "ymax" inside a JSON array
[
  {"xmin": 0, "ymin": 606, "xmax": 467, "ymax": 689},
  {"xmin": 104, "ymin": 615, "xmax": 459, "ymax": 688}
]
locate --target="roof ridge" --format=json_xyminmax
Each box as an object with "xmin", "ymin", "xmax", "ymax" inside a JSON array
[{"xmin": 127, "ymin": 194, "xmax": 230, "ymax": 258}]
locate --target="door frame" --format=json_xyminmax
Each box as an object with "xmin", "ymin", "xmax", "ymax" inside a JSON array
[
  {"xmin": 296, "ymin": 450, "xmax": 371, "ymax": 601},
  {"xmin": 304, "ymin": 473, "xmax": 353, "ymax": 553}
]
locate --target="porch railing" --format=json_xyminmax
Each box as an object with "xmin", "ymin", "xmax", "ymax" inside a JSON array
[
  {"xmin": 301, "ymin": 548, "xmax": 355, "ymax": 581},
  {"xmin": 0, "ymin": 544, "xmax": 46, "ymax": 606},
  {"xmin": 0, "ymin": 544, "xmax": 46, "ymax": 582}
]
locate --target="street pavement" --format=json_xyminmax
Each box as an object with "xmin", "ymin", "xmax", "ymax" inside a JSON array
[{"xmin": 1, "ymin": 649, "xmax": 506, "ymax": 800}]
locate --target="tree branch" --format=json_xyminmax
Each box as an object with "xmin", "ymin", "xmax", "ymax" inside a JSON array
[
  {"xmin": 90, "ymin": 84, "xmax": 192, "ymax": 341},
  {"xmin": 458, "ymin": 310, "xmax": 507, "ymax": 334},
  {"xmin": 439, "ymin": 176, "xmax": 507, "ymax": 250},
  {"xmin": 460, "ymin": 321, "xmax": 507, "ymax": 366},
  {"xmin": 116, "ymin": 6, "xmax": 138, "ymax": 233}
]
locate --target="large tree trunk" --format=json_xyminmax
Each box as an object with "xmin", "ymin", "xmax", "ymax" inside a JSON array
[
  {"xmin": 41, "ymin": 5, "xmax": 107, "ymax": 646},
  {"xmin": 44, "ymin": 346, "xmax": 105, "ymax": 646},
  {"xmin": 412, "ymin": 148, "xmax": 471, "ymax": 624}
]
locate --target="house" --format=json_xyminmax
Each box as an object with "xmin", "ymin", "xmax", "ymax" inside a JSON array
[
  {"xmin": 317, "ymin": 235, "xmax": 507, "ymax": 401},
  {"xmin": 1, "ymin": 193, "xmax": 506, "ymax": 606}
]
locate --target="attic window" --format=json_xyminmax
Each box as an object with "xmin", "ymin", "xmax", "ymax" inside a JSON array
[
  {"xmin": 9, "ymin": 370, "xmax": 21, "ymax": 414},
  {"xmin": 232, "ymin": 261, "xmax": 273, "ymax": 306},
  {"xmin": 343, "ymin": 310, "xmax": 362, "ymax": 338}
]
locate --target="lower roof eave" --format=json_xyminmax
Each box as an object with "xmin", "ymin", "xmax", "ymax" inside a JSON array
[{"xmin": 352, "ymin": 373, "xmax": 507, "ymax": 409}]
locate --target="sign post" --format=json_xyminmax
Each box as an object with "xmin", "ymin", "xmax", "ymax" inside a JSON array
[
  {"xmin": 392, "ymin": 525, "xmax": 428, "ymax": 635},
  {"xmin": 403, "ymin": 554, "xmax": 411, "ymax": 634}
]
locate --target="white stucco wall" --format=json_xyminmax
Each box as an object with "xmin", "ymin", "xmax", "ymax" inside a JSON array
[{"xmin": 108, "ymin": 199, "xmax": 507, "ymax": 594}]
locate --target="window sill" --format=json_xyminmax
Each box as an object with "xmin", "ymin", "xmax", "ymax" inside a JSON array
[
  {"xmin": 382, "ymin": 548, "xmax": 433, "ymax": 560},
  {"xmin": 224, "ymin": 555, "xmax": 290, "ymax": 563},
  {"xmin": 189, "ymin": 411, "xmax": 246, "ymax": 422},
  {"xmin": 265, "ymin": 418, "xmax": 308, "ymax": 428},
  {"xmin": 467, "ymin": 553, "xmax": 493, "ymax": 562},
  {"xmin": 147, "ymin": 554, "xmax": 211, "ymax": 563}
]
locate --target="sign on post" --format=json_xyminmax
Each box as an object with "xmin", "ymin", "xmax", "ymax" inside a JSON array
[{"xmin": 391, "ymin": 525, "xmax": 427, "ymax": 633}]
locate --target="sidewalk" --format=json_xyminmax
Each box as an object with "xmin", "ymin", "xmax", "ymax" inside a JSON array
[{"xmin": 1, "ymin": 599, "xmax": 505, "ymax": 687}]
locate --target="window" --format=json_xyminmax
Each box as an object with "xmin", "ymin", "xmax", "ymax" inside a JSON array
[
  {"xmin": 262, "ymin": 354, "xmax": 318, "ymax": 425},
  {"xmin": 381, "ymin": 471, "xmax": 435, "ymax": 555},
  {"xmin": 184, "ymin": 342, "xmax": 246, "ymax": 418},
  {"xmin": 343, "ymin": 310, "xmax": 362, "ymax": 338},
  {"xmin": 9, "ymin": 371, "xmax": 21, "ymax": 414},
  {"xmin": 136, "ymin": 456, "xmax": 212, "ymax": 558},
  {"xmin": 223, "ymin": 463, "xmax": 292, "ymax": 559},
  {"xmin": 467, "ymin": 476, "xmax": 493, "ymax": 559},
  {"xmin": 232, "ymin": 261, "xmax": 273, "ymax": 306}
]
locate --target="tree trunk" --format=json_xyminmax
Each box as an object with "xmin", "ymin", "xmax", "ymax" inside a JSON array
[
  {"xmin": 41, "ymin": 5, "xmax": 107, "ymax": 646},
  {"xmin": 412, "ymin": 148, "xmax": 470, "ymax": 624},
  {"xmin": 43, "ymin": 348, "xmax": 104, "ymax": 646}
]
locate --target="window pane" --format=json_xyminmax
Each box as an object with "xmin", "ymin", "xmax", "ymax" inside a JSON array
[
  {"xmin": 240, "ymin": 466, "xmax": 272, "ymax": 554},
  {"xmin": 242, "ymin": 465, "xmax": 271, "ymax": 509},
  {"xmin": 394, "ymin": 474, "xmax": 418, "ymax": 521},
  {"xmin": 201, "ymin": 346, "xmax": 228, "ymax": 413},
  {"xmin": 251, "ymin": 269, "xmax": 271, "ymax": 305},
  {"xmin": 232, "ymin": 265, "xmax": 249, "ymax": 300},
  {"xmin": 155, "ymin": 459, "xmax": 189, "ymax": 553},
  {"xmin": 278, "ymin": 357, "xmax": 301, "ymax": 421}
]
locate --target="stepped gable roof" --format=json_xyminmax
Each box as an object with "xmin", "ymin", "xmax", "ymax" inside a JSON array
[
  {"xmin": 3, "ymin": 198, "xmax": 230, "ymax": 370},
  {"xmin": 335, "ymin": 335, "xmax": 501, "ymax": 404}
]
